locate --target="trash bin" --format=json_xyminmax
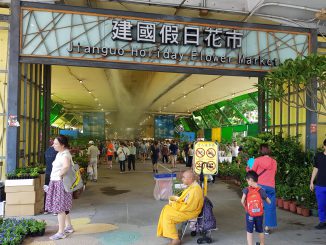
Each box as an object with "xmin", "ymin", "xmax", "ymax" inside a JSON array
[
  {"xmin": 153, "ymin": 173, "xmax": 176, "ymax": 200},
  {"xmin": 0, "ymin": 182, "xmax": 5, "ymax": 202}
]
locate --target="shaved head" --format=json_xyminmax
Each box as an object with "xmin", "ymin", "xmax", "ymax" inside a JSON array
[{"xmin": 182, "ymin": 170, "xmax": 196, "ymax": 185}]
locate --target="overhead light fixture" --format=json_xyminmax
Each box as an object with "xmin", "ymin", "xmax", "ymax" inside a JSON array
[
  {"xmin": 99, "ymin": 104, "xmax": 101, "ymax": 106},
  {"xmin": 200, "ymin": 85, "xmax": 204, "ymax": 89},
  {"xmin": 101, "ymin": 108, "xmax": 104, "ymax": 111},
  {"xmin": 79, "ymin": 80, "xmax": 83, "ymax": 83},
  {"xmin": 172, "ymin": 101, "xmax": 175, "ymax": 104},
  {"xmin": 232, "ymin": 93, "xmax": 235, "ymax": 97},
  {"xmin": 63, "ymin": 100, "xmax": 66, "ymax": 103},
  {"xmin": 88, "ymin": 91, "xmax": 92, "ymax": 94},
  {"xmin": 183, "ymin": 94, "xmax": 187, "ymax": 98},
  {"xmin": 94, "ymin": 98, "xmax": 98, "ymax": 101}
]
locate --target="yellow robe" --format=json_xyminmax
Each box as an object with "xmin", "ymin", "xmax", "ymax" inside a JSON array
[{"xmin": 157, "ymin": 181, "xmax": 204, "ymax": 240}]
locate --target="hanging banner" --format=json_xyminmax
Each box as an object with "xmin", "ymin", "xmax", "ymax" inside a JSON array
[{"xmin": 194, "ymin": 141, "xmax": 218, "ymax": 175}]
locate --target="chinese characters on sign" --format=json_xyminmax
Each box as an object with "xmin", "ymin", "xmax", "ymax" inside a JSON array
[
  {"xmin": 66, "ymin": 17, "xmax": 279, "ymax": 68},
  {"xmin": 111, "ymin": 20, "xmax": 243, "ymax": 48}
]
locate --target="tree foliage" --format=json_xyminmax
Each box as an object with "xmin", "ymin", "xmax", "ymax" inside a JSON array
[{"xmin": 258, "ymin": 54, "xmax": 326, "ymax": 116}]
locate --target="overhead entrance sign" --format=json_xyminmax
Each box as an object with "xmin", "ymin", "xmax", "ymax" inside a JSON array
[
  {"xmin": 194, "ymin": 141, "xmax": 218, "ymax": 175},
  {"xmin": 20, "ymin": 2, "xmax": 311, "ymax": 75}
]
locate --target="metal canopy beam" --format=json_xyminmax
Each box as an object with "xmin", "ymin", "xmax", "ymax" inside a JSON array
[
  {"xmin": 305, "ymin": 30, "xmax": 318, "ymax": 151},
  {"xmin": 228, "ymin": 100, "xmax": 250, "ymax": 124},
  {"xmin": 213, "ymin": 104, "xmax": 232, "ymax": 126},
  {"xmin": 6, "ymin": 0, "xmax": 20, "ymax": 173}
]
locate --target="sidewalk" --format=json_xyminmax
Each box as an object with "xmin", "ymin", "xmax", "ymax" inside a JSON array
[{"xmin": 24, "ymin": 161, "xmax": 326, "ymax": 245}]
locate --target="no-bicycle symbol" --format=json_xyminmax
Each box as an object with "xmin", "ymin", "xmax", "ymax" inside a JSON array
[
  {"xmin": 196, "ymin": 148, "xmax": 205, "ymax": 158},
  {"xmin": 206, "ymin": 148, "xmax": 216, "ymax": 158}
]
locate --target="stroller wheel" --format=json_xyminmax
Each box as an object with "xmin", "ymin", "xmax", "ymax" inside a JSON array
[
  {"xmin": 197, "ymin": 238, "xmax": 204, "ymax": 244},
  {"xmin": 206, "ymin": 237, "xmax": 213, "ymax": 243},
  {"xmin": 191, "ymin": 231, "xmax": 197, "ymax": 237}
]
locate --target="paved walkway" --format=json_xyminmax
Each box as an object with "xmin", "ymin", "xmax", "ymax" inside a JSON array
[{"xmin": 24, "ymin": 160, "xmax": 326, "ymax": 245}]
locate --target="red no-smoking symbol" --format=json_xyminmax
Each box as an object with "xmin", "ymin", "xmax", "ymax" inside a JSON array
[
  {"xmin": 196, "ymin": 148, "xmax": 205, "ymax": 158},
  {"xmin": 206, "ymin": 148, "xmax": 216, "ymax": 158}
]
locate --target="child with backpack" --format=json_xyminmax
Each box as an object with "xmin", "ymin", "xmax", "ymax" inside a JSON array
[{"xmin": 241, "ymin": 171, "xmax": 271, "ymax": 245}]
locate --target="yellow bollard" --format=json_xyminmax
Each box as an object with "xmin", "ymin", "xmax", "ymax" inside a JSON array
[{"xmin": 203, "ymin": 175, "xmax": 208, "ymax": 196}]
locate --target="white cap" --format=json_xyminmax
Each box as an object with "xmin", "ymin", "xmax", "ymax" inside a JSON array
[{"xmin": 88, "ymin": 140, "xmax": 94, "ymax": 144}]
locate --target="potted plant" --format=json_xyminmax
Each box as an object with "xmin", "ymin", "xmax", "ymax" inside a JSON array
[
  {"xmin": 275, "ymin": 184, "xmax": 283, "ymax": 208},
  {"xmin": 282, "ymin": 185, "xmax": 292, "ymax": 210},
  {"xmin": 36, "ymin": 221, "xmax": 46, "ymax": 236}
]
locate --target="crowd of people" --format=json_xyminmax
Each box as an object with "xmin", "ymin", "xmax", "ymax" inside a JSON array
[
  {"xmin": 97, "ymin": 139, "xmax": 189, "ymax": 173},
  {"xmin": 43, "ymin": 135, "xmax": 326, "ymax": 244}
]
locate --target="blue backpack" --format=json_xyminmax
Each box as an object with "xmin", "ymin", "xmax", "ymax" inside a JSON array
[{"xmin": 197, "ymin": 197, "xmax": 217, "ymax": 232}]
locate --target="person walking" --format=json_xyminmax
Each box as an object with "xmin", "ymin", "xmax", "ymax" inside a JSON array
[
  {"xmin": 241, "ymin": 171, "xmax": 271, "ymax": 245},
  {"xmin": 169, "ymin": 140, "xmax": 178, "ymax": 168},
  {"xmin": 117, "ymin": 142, "xmax": 130, "ymax": 173},
  {"xmin": 128, "ymin": 142, "xmax": 137, "ymax": 171},
  {"xmin": 44, "ymin": 138, "xmax": 58, "ymax": 214},
  {"xmin": 106, "ymin": 140, "xmax": 115, "ymax": 169},
  {"xmin": 151, "ymin": 141, "xmax": 160, "ymax": 173},
  {"xmin": 87, "ymin": 140, "xmax": 100, "ymax": 182},
  {"xmin": 161, "ymin": 143, "xmax": 169, "ymax": 164},
  {"xmin": 45, "ymin": 135, "xmax": 74, "ymax": 240},
  {"xmin": 251, "ymin": 143, "xmax": 277, "ymax": 235},
  {"xmin": 310, "ymin": 139, "xmax": 326, "ymax": 229}
]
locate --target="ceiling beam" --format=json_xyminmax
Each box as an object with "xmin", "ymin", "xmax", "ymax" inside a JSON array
[
  {"xmin": 147, "ymin": 111, "xmax": 191, "ymax": 116},
  {"xmin": 148, "ymin": 74, "xmax": 191, "ymax": 109}
]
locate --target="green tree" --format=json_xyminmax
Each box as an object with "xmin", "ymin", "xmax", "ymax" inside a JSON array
[{"xmin": 258, "ymin": 54, "xmax": 326, "ymax": 116}]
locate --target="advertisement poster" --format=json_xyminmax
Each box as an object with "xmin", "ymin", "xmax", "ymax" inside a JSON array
[{"xmin": 154, "ymin": 115, "xmax": 175, "ymax": 139}]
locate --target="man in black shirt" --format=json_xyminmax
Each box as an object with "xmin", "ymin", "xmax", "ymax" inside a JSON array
[{"xmin": 310, "ymin": 139, "xmax": 326, "ymax": 229}]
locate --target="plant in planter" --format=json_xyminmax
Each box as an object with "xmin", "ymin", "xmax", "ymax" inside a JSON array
[
  {"xmin": 29, "ymin": 168, "xmax": 40, "ymax": 179},
  {"xmin": 275, "ymin": 184, "xmax": 284, "ymax": 208},
  {"xmin": 281, "ymin": 185, "xmax": 293, "ymax": 210},
  {"xmin": 6, "ymin": 172, "xmax": 16, "ymax": 180}
]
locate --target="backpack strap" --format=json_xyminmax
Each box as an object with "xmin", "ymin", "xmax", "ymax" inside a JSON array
[{"xmin": 258, "ymin": 169, "xmax": 267, "ymax": 177}]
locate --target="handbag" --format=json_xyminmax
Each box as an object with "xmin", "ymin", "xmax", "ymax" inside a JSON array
[{"xmin": 63, "ymin": 158, "xmax": 84, "ymax": 193}]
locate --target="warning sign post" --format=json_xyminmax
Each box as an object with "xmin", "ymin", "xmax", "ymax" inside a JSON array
[{"xmin": 194, "ymin": 141, "xmax": 218, "ymax": 175}]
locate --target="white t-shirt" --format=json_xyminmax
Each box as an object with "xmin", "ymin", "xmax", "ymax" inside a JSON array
[
  {"xmin": 87, "ymin": 145, "xmax": 99, "ymax": 159},
  {"xmin": 188, "ymin": 148, "xmax": 194, "ymax": 157},
  {"xmin": 231, "ymin": 146, "xmax": 239, "ymax": 157},
  {"xmin": 50, "ymin": 149, "xmax": 72, "ymax": 181},
  {"xmin": 117, "ymin": 146, "xmax": 130, "ymax": 161}
]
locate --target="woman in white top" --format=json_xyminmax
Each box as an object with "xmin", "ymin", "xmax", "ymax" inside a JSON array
[
  {"xmin": 45, "ymin": 135, "xmax": 74, "ymax": 240},
  {"xmin": 187, "ymin": 144, "xmax": 194, "ymax": 167}
]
